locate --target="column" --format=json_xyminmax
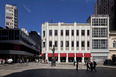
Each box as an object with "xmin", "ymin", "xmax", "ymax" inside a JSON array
[
  {"xmin": 46, "ymin": 53, "xmax": 48, "ymax": 61},
  {"xmin": 82, "ymin": 53, "xmax": 84, "ymax": 63},
  {"xmin": 58, "ymin": 53, "xmax": 60, "ymax": 63},
  {"xmin": 66, "ymin": 53, "xmax": 68, "ymax": 63}
]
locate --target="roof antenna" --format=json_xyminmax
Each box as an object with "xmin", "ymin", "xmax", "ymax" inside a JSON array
[{"xmin": 51, "ymin": 19, "xmax": 53, "ymax": 23}]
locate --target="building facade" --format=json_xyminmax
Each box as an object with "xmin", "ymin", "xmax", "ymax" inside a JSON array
[
  {"xmin": 109, "ymin": 31, "xmax": 116, "ymax": 62},
  {"xmin": 94, "ymin": 0, "xmax": 116, "ymax": 30},
  {"xmin": 0, "ymin": 28, "xmax": 40, "ymax": 62},
  {"xmin": 5, "ymin": 4, "xmax": 18, "ymax": 29},
  {"xmin": 42, "ymin": 15, "xmax": 109, "ymax": 63},
  {"xmin": 29, "ymin": 31, "xmax": 41, "ymax": 55}
]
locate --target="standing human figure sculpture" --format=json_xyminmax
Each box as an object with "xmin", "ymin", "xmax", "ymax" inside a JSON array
[{"xmin": 51, "ymin": 45, "xmax": 56, "ymax": 66}]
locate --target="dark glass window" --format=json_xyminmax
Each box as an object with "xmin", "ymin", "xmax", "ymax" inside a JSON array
[
  {"xmin": 87, "ymin": 41, "xmax": 90, "ymax": 47},
  {"xmin": 43, "ymin": 42, "xmax": 45, "ymax": 48},
  {"xmin": 9, "ymin": 30, "xmax": 14, "ymax": 40},
  {"xmin": 66, "ymin": 30, "xmax": 69, "ymax": 36},
  {"xmin": 55, "ymin": 41, "xmax": 57, "ymax": 47},
  {"xmin": 49, "ymin": 30, "xmax": 52, "ymax": 36},
  {"xmin": 49, "ymin": 41, "xmax": 52, "ymax": 47},
  {"xmin": 61, "ymin": 30, "xmax": 63, "ymax": 36},
  {"xmin": 66, "ymin": 41, "xmax": 69, "ymax": 47},
  {"xmin": 87, "ymin": 30, "xmax": 90, "ymax": 36},
  {"xmin": 61, "ymin": 41, "xmax": 63, "ymax": 47},
  {"xmin": 55, "ymin": 30, "xmax": 58, "ymax": 36},
  {"xmin": 77, "ymin": 41, "xmax": 79, "ymax": 47},
  {"xmin": 77, "ymin": 30, "xmax": 79, "ymax": 36},
  {"xmin": 72, "ymin": 30, "xmax": 74, "ymax": 36},
  {"xmin": 72, "ymin": 41, "xmax": 74, "ymax": 47},
  {"xmin": 82, "ymin": 41, "xmax": 85, "ymax": 47},
  {"xmin": 82, "ymin": 30, "xmax": 85, "ymax": 36},
  {"xmin": 15, "ymin": 30, "xmax": 19, "ymax": 40},
  {"xmin": 43, "ymin": 31, "xmax": 45, "ymax": 37}
]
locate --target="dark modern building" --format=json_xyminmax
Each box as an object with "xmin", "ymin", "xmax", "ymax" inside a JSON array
[
  {"xmin": 29, "ymin": 31, "xmax": 41, "ymax": 54},
  {"xmin": 0, "ymin": 28, "xmax": 40, "ymax": 62},
  {"xmin": 94, "ymin": 0, "xmax": 116, "ymax": 30}
]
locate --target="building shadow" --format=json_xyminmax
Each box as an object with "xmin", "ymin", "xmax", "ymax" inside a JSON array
[{"xmin": 2, "ymin": 67, "xmax": 116, "ymax": 77}]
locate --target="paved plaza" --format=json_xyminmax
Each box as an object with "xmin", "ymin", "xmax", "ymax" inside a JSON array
[{"xmin": 0, "ymin": 63, "xmax": 116, "ymax": 77}]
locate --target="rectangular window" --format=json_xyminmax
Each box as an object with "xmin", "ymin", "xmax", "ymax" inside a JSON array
[
  {"xmin": 55, "ymin": 30, "xmax": 58, "ymax": 36},
  {"xmin": 82, "ymin": 41, "xmax": 85, "ymax": 47},
  {"xmin": 72, "ymin": 41, "xmax": 74, "ymax": 47},
  {"xmin": 43, "ymin": 31, "xmax": 45, "ymax": 37},
  {"xmin": 72, "ymin": 30, "xmax": 74, "ymax": 36},
  {"xmin": 49, "ymin": 41, "xmax": 52, "ymax": 47},
  {"xmin": 76, "ymin": 30, "xmax": 79, "ymax": 36},
  {"xmin": 55, "ymin": 41, "xmax": 57, "ymax": 47},
  {"xmin": 82, "ymin": 30, "xmax": 85, "ymax": 36},
  {"xmin": 76, "ymin": 41, "xmax": 79, "ymax": 47},
  {"xmin": 61, "ymin": 30, "xmax": 63, "ymax": 36},
  {"xmin": 87, "ymin": 41, "xmax": 90, "ymax": 47},
  {"xmin": 49, "ymin": 30, "xmax": 52, "ymax": 36},
  {"xmin": 87, "ymin": 30, "xmax": 89, "ymax": 36},
  {"xmin": 66, "ymin": 41, "xmax": 69, "ymax": 47},
  {"xmin": 61, "ymin": 41, "xmax": 63, "ymax": 47},
  {"xmin": 43, "ymin": 42, "xmax": 45, "ymax": 48},
  {"xmin": 66, "ymin": 30, "xmax": 69, "ymax": 36}
]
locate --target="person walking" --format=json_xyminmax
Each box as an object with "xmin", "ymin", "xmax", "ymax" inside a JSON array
[
  {"xmin": 86, "ymin": 60, "xmax": 90, "ymax": 71},
  {"xmin": 73, "ymin": 60, "xmax": 76, "ymax": 66},
  {"xmin": 93, "ymin": 61, "xmax": 97, "ymax": 71},
  {"xmin": 90, "ymin": 61, "xmax": 93, "ymax": 71},
  {"xmin": 76, "ymin": 61, "xmax": 78, "ymax": 70}
]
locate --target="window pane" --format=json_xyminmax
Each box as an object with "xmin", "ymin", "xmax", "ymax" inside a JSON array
[
  {"xmin": 66, "ymin": 30, "xmax": 69, "ymax": 36},
  {"xmin": 66, "ymin": 41, "xmax": 69, "ymax": 47},
  {"xmin": 55, "ymin": 41, "xmax": 57, "ymax": 47},
  {"xmin": 87, "ymin": 30, "xmax": 89, "ymax": 36},
  {"xmin": 82, "ymin": 41, "xmax": 85, "ymax": 47},
  {"xmin": 55, "ymin": 30, "xmax": 58, "ymax": 36},
  {"xmin": 72, "ymin": 30, "xmax": 74, "ymax": 36},
  {"xmin": 76, "ymin": 41, "xmax": 79, "ymax": 47},
  {"xmin": 72, "ymin": 41, "xmax": 74, "ymax": 47},
  {"xmin": 77, "ymin": 30, "xmax": 79, "ymax": 36},
  {"xmin": 61, "ymin": 41, "xmax": 63, "ymax": 47},
  {"xmin": 49, "ymin": 30, "xmax": 52, "ymax": 36},
  {"xmin": 61, "ymin": 30, "xmax": 63, "ymax": 36},
  {"xmin": 49, "ymin": 41, "xmax": 52, "ymax": 47},
  {"xmin": 82, "ymin": 30, "xmax": 85, "ymax": 36}
]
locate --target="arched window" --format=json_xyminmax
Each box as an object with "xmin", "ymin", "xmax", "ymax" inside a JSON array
[{"xmin": 113, "ymin": 41, "xmax": 116, "ymax": 48}]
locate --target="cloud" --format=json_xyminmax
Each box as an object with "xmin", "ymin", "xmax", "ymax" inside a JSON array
[{"xmin": 23, "ymin": 4, "xmax": 31, "ymax": 13}]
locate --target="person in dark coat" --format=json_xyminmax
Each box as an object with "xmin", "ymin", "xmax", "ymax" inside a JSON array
[
  {"xmin": 93, "ymin": 61, "xmax": 97, "ymax": 71},
  {"xmin": 90, "ymin": 61, "xmax": 93, "ymax": 71},
  {"xmin": 86, "ymin": 61, "xmax": 90, "ymax": 71},
  {"xmin": 76, "ymin": 60, "xmax": 78, "ymax": 70}
]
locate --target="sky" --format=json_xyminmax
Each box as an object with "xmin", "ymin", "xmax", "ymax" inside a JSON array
[{"xmin": 0, "ymin": 0, "xmax": 96, "ymax": 36}]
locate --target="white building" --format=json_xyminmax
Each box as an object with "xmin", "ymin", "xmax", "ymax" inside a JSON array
[
  {"xmin": 42, "ymin": 15, "xmax": 109, "ymax": 63},
  {"xmin": 5, "ymin": 4, "xmax": 18, "ymax": 29}
]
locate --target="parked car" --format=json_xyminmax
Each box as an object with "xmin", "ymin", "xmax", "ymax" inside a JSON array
[{"xmin": 7, "ymin": 58, "xmax": 13, "ymax": 64}]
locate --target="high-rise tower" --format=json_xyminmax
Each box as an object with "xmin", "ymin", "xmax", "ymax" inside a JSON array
[{"xmin": 5, "ymin": 4, "xmax": 18, "ymax": 29}]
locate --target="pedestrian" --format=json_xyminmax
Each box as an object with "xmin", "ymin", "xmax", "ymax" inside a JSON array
[
  {"xmin": 0, "ymin": 58, "xmax": 2, "ymax": 64},
  {"xmin": 76, "ymin": 60, "xmax": 78, "ymax": 70},
  {"xmin": 20, "ymin": 59, "xmax": 22, "ymax": 64},
  {"xmin": 86, "ymin": 60, "xmax": 90, "ymax": 71},
  {"xmin": 2, "ymin": 59, "xmax": 5, "ymax": 64},
  {"xmin": 73, "ymin": 59, "xmax": 76, "ymax": 66},
  {"xmin": 93, "ymin": 61, "xmax": 97, "ymax": 71},
  {"xmin": 90, "ymin": 61, "xmax": 93, "ymax": 71}
]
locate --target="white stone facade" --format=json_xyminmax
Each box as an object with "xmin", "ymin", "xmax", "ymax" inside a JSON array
[{"xmin": 42, "ymin": 15, "xmax": 109, "ymax": 63}]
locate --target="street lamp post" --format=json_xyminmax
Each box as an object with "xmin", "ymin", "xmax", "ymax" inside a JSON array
[{"xmin": 51, "ymin": 45, "xmax": 56, "ymax": 66}]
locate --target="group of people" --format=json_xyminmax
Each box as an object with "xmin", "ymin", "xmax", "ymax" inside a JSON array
[
  {"xmin": 74, "ymin": 60, "xmax": 97, "ymax": 71},
  {"xmin": 16, "ymin": 58, "xmax": 29, "ymax": 63},
  {"xmin": 0, "ymin": 58, "xmax": 6, "ymax": 64},
  {"xmin": 86, "ymin": 60, "xmax": 97, "ymax": 71}
]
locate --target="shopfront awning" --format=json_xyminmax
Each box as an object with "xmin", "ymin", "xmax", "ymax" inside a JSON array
[
  {"xmin": 60, "ymin": 53, "xmax": 66, "ymax": 57},
  {"xmin": 84, "ymin": 53, "xmax": 91, "ymax": 58},
  {"xmin": 76, "ymin": 53, "xmax": 83, "ymax": 57},
  {"xmin": 48, "ymin": 53, "xmax": 58, "ymax": 57},
  {"xmin": 68, "ymin": 53, "xmax": 75, "ymax": 57},
  {"xmin": 40, "ymin": 53, "xmax": 45, "ymax": 56}
]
